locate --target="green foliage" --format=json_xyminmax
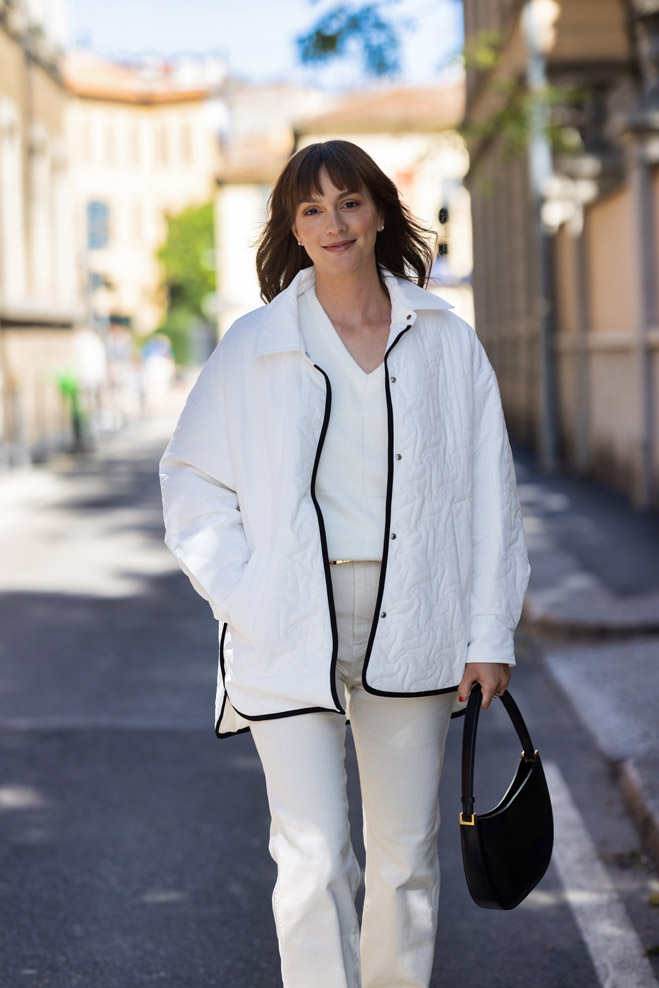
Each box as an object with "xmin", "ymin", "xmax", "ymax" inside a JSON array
[
  {"xmin": 157, "ymin": 201, "xmax": 215, "ymax": 315},
  {"xmin": 297, "ymin": 5, "xmax": 592, "ymax": 179},
  {"xmin": 457, "ymin": 78, "xmax": 590, "ymax": 164},
  {"xmin": 151, "ymin": 309, "xmax": 196, "ymax": 366},
  {"xmin": 455, "ymin": 30, "xmax": 591, "ymax": 167},
  {"xmin": 297, "ymin": 2, "xmax": 402, "ymax": 76},
  {"xmin": 461, "ymin": 28, "xmax": 503, "ymax": 73},
  {"xmin": 155, "ymin": 201, "xmax": 216, "ymax": 365}
]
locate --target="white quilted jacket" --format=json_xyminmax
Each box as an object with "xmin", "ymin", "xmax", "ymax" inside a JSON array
[{"xmin": 160, "ymin": 268, "xmax": 530, "ymax": 739}]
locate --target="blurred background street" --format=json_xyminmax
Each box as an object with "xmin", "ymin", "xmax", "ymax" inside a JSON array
[{"xmin": 1, "ymin": 0, "xmax": 659, "ymax": 986}]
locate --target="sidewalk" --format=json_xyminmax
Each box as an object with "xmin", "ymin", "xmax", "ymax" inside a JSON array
[
  {"xmin": 515, "ymin": 443, "xmax": 659, "ymax": 874},
  {"xmin": 0, "ymin": 382, "xmax": 188, "ymax": 531}
]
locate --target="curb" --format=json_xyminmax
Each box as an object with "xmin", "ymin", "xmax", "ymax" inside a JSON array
[
  {"xmin": 522, "ymin": 600, "xmax": 659, "ymax": 641},
  {"xmin": 524, "ymin": 614, "xmax": 659, "ymax": 641},
  {"xmin": 617, "ymin": 758, "xmax": 659, "ymax": 877},
  {"xmin": 535, "ymin": 625, "xmax": 659, "ymax": 877}
]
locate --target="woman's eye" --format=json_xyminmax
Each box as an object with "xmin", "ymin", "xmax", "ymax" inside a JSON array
[
  {"xmin": 303, "ymin": 206, "xmax": 319, "ymax": 216},
  {"xmin": 343, "ymin": 200, "xmax": 359, "ymax": 209}
]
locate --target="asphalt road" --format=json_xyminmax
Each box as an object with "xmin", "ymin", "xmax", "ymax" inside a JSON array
[{"xmin": 0, "ymin": 414, "xmax": 657, "ymax": 988}]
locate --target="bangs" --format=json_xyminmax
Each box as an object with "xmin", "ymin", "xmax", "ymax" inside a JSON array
[
  {"xmin": 257, "ymin": 139, "xmax": 435, "ymax": 301},
  {"xmin": 285, "ymin": 143, "xmax": 368, "ymax": 217}
]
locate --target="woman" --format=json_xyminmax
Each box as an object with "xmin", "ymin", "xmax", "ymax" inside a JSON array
[{"xmin": 160, "ymin": 140, "xmax": 530, "ymax": 988}]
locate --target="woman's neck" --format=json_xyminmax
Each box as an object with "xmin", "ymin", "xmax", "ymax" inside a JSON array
[{"xmin": 314, "ymin": 264, "xmax": 390, "ymax": 331}]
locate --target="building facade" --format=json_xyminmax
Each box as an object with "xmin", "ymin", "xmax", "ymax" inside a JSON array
[
  {"xmin": 64, "ymin": 50, "xmax": 225, "ymax": 337},
  {"xmin": 0, "ymin": 0, "xmax": 80, "ymax": 467},
  {"xmin": 462, "ymin": 0, "xmax": 659, "ymax": 509}
]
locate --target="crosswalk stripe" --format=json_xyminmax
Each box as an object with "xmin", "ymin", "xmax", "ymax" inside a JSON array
[{"xmin": 545, "ymin": 761, "xmax": 658, "ymax": 988}]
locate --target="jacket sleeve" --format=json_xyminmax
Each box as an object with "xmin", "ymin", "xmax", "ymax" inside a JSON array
[
  {"xmin": 159, "ymin": 345, "xmax": 250, "ymax": 624},
  {"xmin": 466, "ymin": 332, "xmax": 530, "ymax": 664}
]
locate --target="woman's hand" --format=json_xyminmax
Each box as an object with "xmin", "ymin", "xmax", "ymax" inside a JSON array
[{"xmin": 457, "ymin": 663, "xmax": 511, "ymax": 710}]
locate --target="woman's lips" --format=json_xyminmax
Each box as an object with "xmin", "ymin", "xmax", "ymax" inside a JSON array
[{"xmin": 323, "ymin": 240, "xmax": 356, "ymax": 252}]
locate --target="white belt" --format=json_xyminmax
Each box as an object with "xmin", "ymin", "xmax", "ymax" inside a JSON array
[{"xmin": 328, "ymin": 559, "xmax": 379, "ymax": 565}]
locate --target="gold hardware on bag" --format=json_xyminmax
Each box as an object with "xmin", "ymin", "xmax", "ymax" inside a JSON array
[
  {"xmin": 460, "ymin": 813, "xmax": 477, "ymax": 826},
  {"xmin": 522, "ymin": 749, "xmax": 539, "ymax": 763}
]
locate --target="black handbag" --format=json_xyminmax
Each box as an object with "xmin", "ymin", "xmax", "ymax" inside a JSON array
[{"xmin": 459, "ymin": 683, "xmax": 554, "ymax": 910}]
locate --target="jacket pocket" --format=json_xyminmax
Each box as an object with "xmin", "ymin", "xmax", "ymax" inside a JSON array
[
  {"xmin": 451, "ymin": 497, "xmax": 473, "ymax": 597},
  {"xmin": 228, "ymin": 548, "xmax": 267, "ymax": 643}
]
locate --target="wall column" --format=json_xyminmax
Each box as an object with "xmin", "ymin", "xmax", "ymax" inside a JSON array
[
  {"xmin": 523, "ymin": 0, "xmax": 560, "ymax": 471},
  {"xmin": 0, "ymin": 96, "xmax": 27, "ymax": 299},
  {"xmin": 624, "ymin": 131, "xmax": 658, "ymax": 508}
]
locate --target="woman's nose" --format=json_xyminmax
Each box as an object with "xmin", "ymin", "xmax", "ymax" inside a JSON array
[{"xmin": 326, "ymin": 209, "xmax": 347, "ymax": 233}]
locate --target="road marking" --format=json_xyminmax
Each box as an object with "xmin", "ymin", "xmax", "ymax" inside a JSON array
[{"xmin": 545, "ymin": 762, "xmax": 658, "ymax": 988}]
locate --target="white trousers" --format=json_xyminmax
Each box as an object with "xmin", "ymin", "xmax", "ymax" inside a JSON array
[{"xmin": 250, "ymin": 561, "xmax": 455, "ymax": 988}]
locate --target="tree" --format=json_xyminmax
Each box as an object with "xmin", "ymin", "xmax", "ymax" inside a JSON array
[
  {"xmin": 154, "ymin": 202, "xmax": 216, "ymax": 364},
  {"xmin": 297, "ymin": 2, "xmax": 404, "ymax": 76},
  {"xmin": 296, "ymin": 2, "xmax": 587, "ymax": 173},
  {"xmin": 297, "ymin": 0, "xmax": 462, "ymax": 78}
]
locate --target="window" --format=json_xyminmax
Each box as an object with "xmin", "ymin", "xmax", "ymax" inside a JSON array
[
  {"xmin": 81, "ymin": 121, "xmax": 92, "ymax": 162},
  {"xmin": 156, "ymin": 126, "xmax": 168, "ymax": 164},
  {"xmin": 87, "ymin": 200, "xmax": 110, "ymax": 249},
  {"xmin": 132, "ymin": 202, "xmax": 143, "ymax": 242},
  {"xmin": 104, "ymin": 124, "xmax": 115, "ymax": 164},
  {"xmin": 129, "ymin": 126, "xmax": 141, "ymax": 164},
  {"xmin": 181, "ymin": 123, "xmax": 193, "ymax": 163}
]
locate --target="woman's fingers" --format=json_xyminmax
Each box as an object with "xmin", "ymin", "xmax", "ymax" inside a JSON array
[
  {"xmin": 458, "ymin": 663, "xmax": 511, "ymax": 709},
  {"xmin": 457, "ymin": 670, "xmax": 478, "ymax": 703},
  {"xmin": 480, "ymin": 682, "xmax": 500, "ymax": 709}
]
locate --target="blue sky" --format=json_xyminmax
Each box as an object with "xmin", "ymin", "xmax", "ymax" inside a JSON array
[{"xmin": 70, "ymin": 0, "xmax": 464, "ymax": 88}]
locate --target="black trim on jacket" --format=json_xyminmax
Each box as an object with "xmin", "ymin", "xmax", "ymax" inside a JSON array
[
  {"xmin": 215, "ymin": 358, "xmax": 345, "ymax": 738},
  {"xmin": 309, "ymin": 364, "xmax": 345, "ymax": 715},
  {"xmin": 215, "ymin": 623, "xmax": 343, "ymax": 738},
  {"xmin": 214, "ymin": 326, "xmax": 463, "ymax": 739},
  {"xmin": 360, "ymin": 325, "xmax": 460, "ymax": 701}
]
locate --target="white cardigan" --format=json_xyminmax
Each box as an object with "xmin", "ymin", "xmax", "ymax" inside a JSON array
[{"xmin": 160, "ymin": 267, "xmax": 531, "ymax": 739}]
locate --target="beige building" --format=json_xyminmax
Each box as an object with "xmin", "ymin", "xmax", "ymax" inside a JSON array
[
  {"xmin": 64, "ymin": 50, "xmax": 225, "ymax": 336},
  {"xmin": 0, "ymin": 0, "xmax": 80, "ymax": 467},
  {"xmin": 462, "ymin": 0, "xmax": 659, "ymax": 509},
  {"xmin": 214, "ymin": 81, "xmax": 472, "ymax": 336}
]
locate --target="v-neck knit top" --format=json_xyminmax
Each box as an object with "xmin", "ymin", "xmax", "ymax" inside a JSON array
[{"xmin": 298, "ymin": 282, "xmax": 396, "ymax": 561}]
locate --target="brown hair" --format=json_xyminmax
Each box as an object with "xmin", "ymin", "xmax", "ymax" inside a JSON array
[{"xmin": 255, "ymin": 140, "xmax": 436, "ymax": 303}]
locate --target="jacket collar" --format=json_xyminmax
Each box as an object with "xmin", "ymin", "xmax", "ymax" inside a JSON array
[{"xmin": 253, "ymin": 266, "xmax": 454, "ymax": 357}]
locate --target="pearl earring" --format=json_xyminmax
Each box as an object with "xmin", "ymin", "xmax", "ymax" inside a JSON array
[
  {"xmin": 297, "ymin": 241, "xmax": 303, "ymax": 246},
  {"xmin": 378, "ymin": 225, "xmax": 384, "ymax": 232}
]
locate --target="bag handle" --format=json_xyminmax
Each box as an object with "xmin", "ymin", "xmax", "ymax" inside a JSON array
[{"xmin": 460, "ymin": 684, "xmax": 538, "ymax": 822}]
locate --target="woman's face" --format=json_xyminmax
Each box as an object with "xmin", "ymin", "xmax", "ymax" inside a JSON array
[{"xmin": 291, "ymin": 168, "xmax": 383, "ymax": 280}]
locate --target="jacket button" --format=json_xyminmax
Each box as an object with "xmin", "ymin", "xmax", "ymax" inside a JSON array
[
  {"xmin": 395, "ymin": 453, "xmax": 402, "ymax": 460},
  {"xmin": 390, "ymin": 533, "xmax": 397, "ymax": 540},
  {"xmin": 390, "ymin": 376, "xmax": 396, "ymax": 383},
  {"xmin": 380, "ymin": 611, "xmax": 387, "ymax": 618},
  {"xmin": 406, "ymin": 313, "xmax": 412, "ymax": 320}
]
